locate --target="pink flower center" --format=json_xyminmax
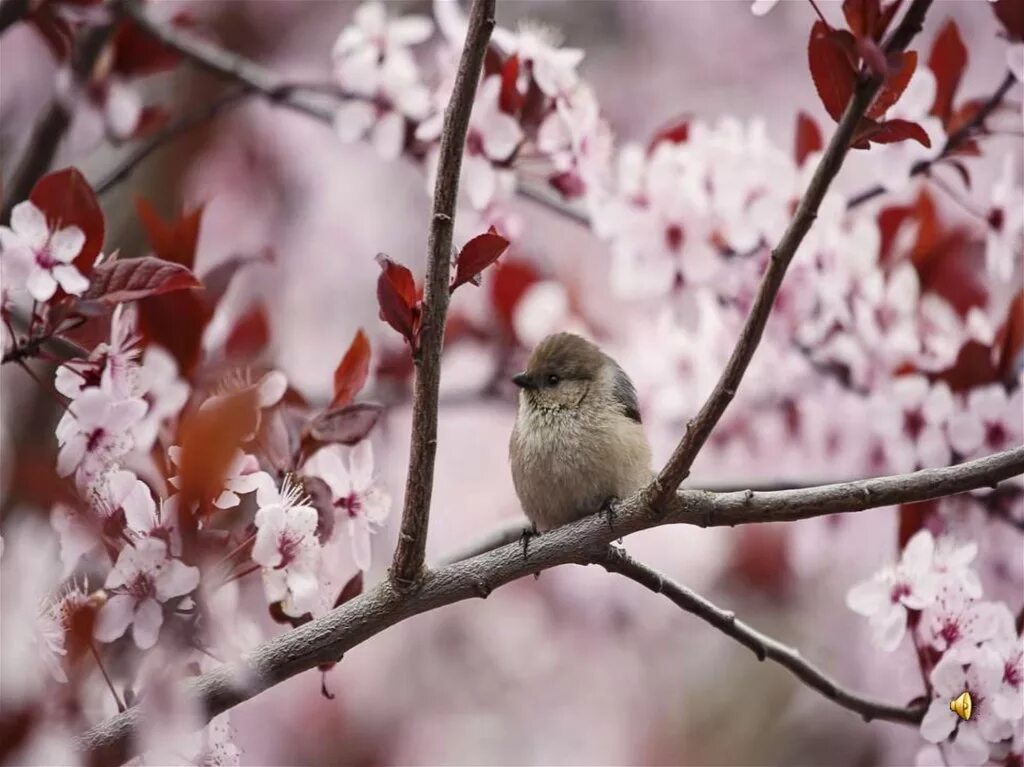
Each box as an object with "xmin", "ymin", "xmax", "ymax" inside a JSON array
[
  {"xmin": 34, "ymin": 243, "xmax": 56, "ymax": 270},
  {"xmin": 939, "ymin": 619, "xmax": 961, "ymax": 646},
  {"xmin": 335, "ymin": 492, "xmax": 363, "ymax": 519},
  {"xmin": 902, "ymin": 408, "xmax": 925, "ymax": 441},
  {"xmin": 275, "ymin": 530, "xmax": 303, "ymax": 568},
  {"xmin": 985, "ymin": 421, "xmax": 1008, "ymax": 450},
  {"xmin": 890, "ymin": 581, "xmax": 911, "ymax": 603},
  {"xmin": 466, "ymin": 130, "xmax": 485, "ymax": 157},
  {"xmin": 127, "ymin": 572, "xmax": 156, "ymax": 601},
  {"xmin": 1005, "ymin": 654, "xmax": 1022, "ymax": 688},
  {"xmin": 86, "ymin": 428, "xmax": 106, "ymax": 453},
  {"xmin": 664, "ymin": 223, "xmax": 684, "ymax": 252}
]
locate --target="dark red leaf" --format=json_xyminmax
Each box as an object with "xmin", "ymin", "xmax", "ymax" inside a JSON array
[
  {"xmin": 498, "ymin": 54, "xmax": 523, "ymax": 114},
  {"xmin": 490, "ymin": 258, "xmax": 539, "ymax": 342},
  {"xmin": 83, "ymin": 256, "xmax": 201, "ymax": 304},
  {"xmin": 898, "ymin": 500, "xmax": 936, "ymax": 549},
  {"xmin": 850, "ymin": 116, "xmax": 884, "ymax": 147},
  {"xmin": 869, "ymin": 118, "xmax": 931, "ymax": 147},
  {"xmin": 646, "ymin": 114, "xmax": 691, "ymax": 153},
  {"xmin": 936, "ymin": 340, "xmax": 1000, "ymax": 393},
  {"xmin": 927, "ymin": 20, "xmax": 967, "ymax": 123},
  {"xmin": 843, "ymin": 0, "xmax": 880, "ymax": 39},
  {"xmin": 135, "ymin": 197, "xmax": 204, "ymax": 269},
  {"xmin": 331, "ymin": 329, "xmax": 371, "ymax": 409},
  {"xmin": 794, "ymin": 111, "xmax": 823, "ymax": 165},
  {"xmin": 992, "ymin": 0, "xmax": 1024, "ymax": 41},
  {"xmin": 137, "ymin": 290, "xmax": 212, "ymax": 375},
  {"xmin": 483, "ymin": 45, "xmax": 504, "ymax": 77},
  {"xmin": 29, "ymin": 168, "xmax": 105, "ymax": 275},
  {"xmin": 110, "ymin": 18, "xmax": 181, "ymax": 76},
  {"xmin": 225, "ymin": 305, "xmax": 270, "ymax": 360},
  {"xmin": 451, "ymin": 228, "xmax": 510, "ymax": 292},
  {"xmin": 374, "ymin": 254, "xmax": 420, "ymax": 348},
  {"xmin": 808, "ymin": 22, "xmax": 858, "ymax": 122},
  {"xmin": 867, "ymin": 51, "xmax": 917, "ymax": 120},
  {"xmin": 307, "ymin": 402, "xmax": 382, "ymax": 446},
  {"xmin": 549, "ymin": 171, "xmax": 585, "ymax": 199},
  {"xmin": 175, "ymin": 388, "xmax": 260, "ymax": 512}
]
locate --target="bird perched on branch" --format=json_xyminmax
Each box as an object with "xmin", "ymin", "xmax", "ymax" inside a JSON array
[{"xmin": 509, "ymin": 333, "xmax": 652, "ymax": 534}]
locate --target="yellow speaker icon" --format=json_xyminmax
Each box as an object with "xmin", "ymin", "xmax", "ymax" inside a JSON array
[{"xmin": 950, "ymin": 691, "xmax": 973, "ymax": 722}]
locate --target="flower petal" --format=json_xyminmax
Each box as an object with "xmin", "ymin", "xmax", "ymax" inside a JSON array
[
  {"xmin": 155, "ymin": 559, "xmax": 200, "ymax": 601},
  {"xmin": 10, "ymin": 201, "xmax": 49, "ymax": 249},
  {"xmin": 131, "ymin": 598, "xmax": 163, "ymax": 650},
  {"xmin": 94, "ymin": 594, "xmax": 136, "ymax": 644},
  {"xmin": 49, "ymin": 226, "xmax": 85, "ymax": 264}
]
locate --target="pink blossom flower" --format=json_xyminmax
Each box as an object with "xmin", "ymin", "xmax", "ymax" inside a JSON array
[
  {"xmin": 920, "ymin": 646, "xmax": 1016, "ymax": 765},
  {"xmin": 0, "ymin": 200, "xmax": 89, "ymax": 301},
  {"xmin": 492, "ymin": 21, "xmax": 584, "ymax": 98},
  {"xmin": 56, "ymin": 388, "xmax": 147, "ymax": 483},
  {"xmin": 985, "ymin": 626, "xmax": 1024, "ymax": 723},
  {"xmin": 55, "ymin": 304, "xmax": 140, "ymax": 400},
  {"xmin": 870, "ymin": 375, "xmax": 954, "ymax": 472},
  {"xmin": 917, "ymin": 584, "xmax": 1003, "ymax": 656},
  {"xmin": 94, "ymin": 538, "xmax": 199, "ymax": 650},
  {"xmin": 948, "ymin": 384, "xmax": 1023, "ymax": 460},
  {"xmin": 417, "ymin": 76, "xmax": 523, "ymax": 210},
  {"xmin": 333, "ymin": 1, "xmax": 433, "ymax": 60},
  {"xmin": 304, "ymin": 441, "xmax": 390, "ymax": 572},
  {"xmin": 846, "ymin": 529, "xmax": 940, "ymax": 651},
  {"xmin": 984, "ymin": 155, "xmax": 1023, "ymax": 282},
  {"xmin": 931, "ymin": 536, "xmax": 983, "ymax": 598},
  {"xmin": 252, "ymin": 476, "xmax": 321, "ymax": 617},
  {"xmin": 132, "ymin": 346, "xmax": 190, "ymax": 452}
]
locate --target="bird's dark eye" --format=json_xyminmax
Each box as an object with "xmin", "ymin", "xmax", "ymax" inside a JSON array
[{"xmin": 547, "ymin": 374, "xmax": 560, "ymax": 386}]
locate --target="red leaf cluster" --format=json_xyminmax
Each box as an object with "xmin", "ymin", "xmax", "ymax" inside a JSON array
[
  {"xmin": 375, "ymin": 254, "xmax": 421, "ymax": 350},
  {"xmin": 806, "ymin": 7, "xmax": 929, "ymax": 151},
  {"xmin": 991, "ymin": 0, "xmax": 1024, "ymax": 42},
  {"xmin": 450, "ymin": 227, "xmax": 510, "ymax": 292}
]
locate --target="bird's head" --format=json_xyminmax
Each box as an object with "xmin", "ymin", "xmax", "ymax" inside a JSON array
[{"xmin": 512, "ymin": 333, "xmax": 611, "ymax": 414}]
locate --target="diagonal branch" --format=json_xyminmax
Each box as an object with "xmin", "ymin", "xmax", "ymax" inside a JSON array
[
  {"xmin": 647, "ymin": 0, "xmax": 933, "ymax": 507},
  {"xmin": 76, "ymin": 446, "xmax": 1024, "ymax": 766},
  {"xmin": 390, "ymin": 0, "xmax": 496, "ymax": 588},
  {"xmin": 596, "ymin": 545, "xmax": 925, "ymax": 724},
  {"xmin": 1, "ymin": 3, "xmax": 120, "ymax": 223},
  {"xmin": 94, "ymin": 87, "xmax": 251, "ymax": 196}
]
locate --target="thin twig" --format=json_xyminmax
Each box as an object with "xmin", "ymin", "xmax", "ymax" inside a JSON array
[
  {"xmin": 95, "ymin": 88, "xmax": 252, "ymax": 197},
  {"xmin": 76, "ymin": 446, "xmax": 1024, "ymax": 767},
  {"xmin": 597, "ymin": 545, "xmax": 925, "ymax": 724},
  {"xmin": 647, "ymin": 0, "xmax": 934, "ymax": 507},
  {"xmin": 1, "ymin": 4, "xmax": 120, "ymax": 222},
  {"xmin": 390, "ymin": 0, "xmax": 496, "ymax": 589},
  {"xmin": 846, "ymin": 71, "xmax": 1019, "ymax": 209}
]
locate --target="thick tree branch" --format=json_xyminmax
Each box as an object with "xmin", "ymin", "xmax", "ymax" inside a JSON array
[
  {"xmin": 847, "ymin": 70, "xmax": 1019, "ymax": 209},
  {"xmin": 1, "ymin": 6, "xmax": 119, "ymax": 223},
  {"xmin": 647, "ymin": 0, "xmax": 933, "ymax": 507},
  {"xmin": 597, "ymin": 545, "xmax": 925, "ymax": 724},
  {"xmin": 390, "ymin": 0, "xmax": 496, "ymax": 588},
  {"xmin": 77, "ymin": 446, "xmax": 1024, "ymax": 766}
]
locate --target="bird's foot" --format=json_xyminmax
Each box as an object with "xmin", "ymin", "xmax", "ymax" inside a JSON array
[
  {"xmin": 601, "ymin": 496, "xmax": 620, "ymax": 534},
  {"xmin": 520, "ymin": 522, "xmax": 539, "ymax": 562}
]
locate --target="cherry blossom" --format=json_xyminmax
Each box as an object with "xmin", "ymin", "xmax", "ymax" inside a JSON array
[
  {"xmin": 492, "ymin": 21, "xmax": 584, "ymax": 98},
  {"xmin": 931, "ymin": 535, "xmax": 983, "ymax": 599},
  {"xmin": 920, "ymin": 646, "xmax": 1016, "ymax": 765},
  {"xmin": 0, "ymin": 200, "xmax": 89, "ymax": 301},
  {"xmin": 917, "ymin": 583, "xmax": 1003, "ymax": 656},
  {"xmin": 252, "ymin": 476, "xmax": 322, "ymax": 617},
  {"xmin": 56, "ymin": 388, "xmax": 147, "ymax": 483},
  {"xmin": 50, "ymin": 502, "xmax": 101, "ymax": 577},
  {"xmin": 846, "ymin": 529, "xmax": 940, "ymax": 651},
  {"xmin": 132, "ymin": 346, "xmax": 190, "ymax": 452},
  {"xmin": 985, "ymin": 627, "xmax": 1024, "ymax": 723},
  {"xmin": 332, "ymin": 1, "xmax": 433, "ymax": 61},
  {"xmin": 947, "ymin": 383, "xmax": 1023, "ymax": 461},
  {"xmin": 984, "ymin": 154, "xmax": 1023, "ymax": 282},
  {"xmin": 94, "ymin": 537, "xmax": 199, "ymax": 650},
  {"xmin": 869, "ymin": 375, "xmax": 954, "ymax": 473},
  {"xmin": 303, "ymin": 441, "xmax": 391, "ymax": 572},
  {"xmin": 417, "ymin": 75, "xmax": 523, "ymax": 210}
]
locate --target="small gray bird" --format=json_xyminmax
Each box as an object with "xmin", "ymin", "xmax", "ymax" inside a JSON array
[{"xmin": 509, "ymin": 333, "xmax": 652, "ymax": 533}]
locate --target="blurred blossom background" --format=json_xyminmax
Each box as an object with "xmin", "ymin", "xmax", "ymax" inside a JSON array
[{"xmin": 1, "ymin": 1, "xmax": 1022, "ymax": 765}]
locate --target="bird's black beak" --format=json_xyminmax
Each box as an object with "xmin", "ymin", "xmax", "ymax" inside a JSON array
[{"xmin": 512, "ymin": 372, "xmax": 536, "ymax": 390}]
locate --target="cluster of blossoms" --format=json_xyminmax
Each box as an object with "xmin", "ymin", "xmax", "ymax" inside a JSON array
[
  {"xmin": 1, "ymin": 165, "xmax": 392, "ymax": 763},
  {"xmin": 848, "ymin": 530, "xmax": 1022, "ymax": 765}
]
